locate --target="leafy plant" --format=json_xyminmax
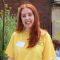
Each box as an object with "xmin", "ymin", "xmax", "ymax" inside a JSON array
[
  {"xmin": 0, "ymin": 16, "xmax": 3, "ymax": 60},
  {"xmin": 0, "ymin": 4, "xmax": 16, "ymax": 60}
]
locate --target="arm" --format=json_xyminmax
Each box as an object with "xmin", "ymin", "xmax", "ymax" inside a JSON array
[
  {"xmin": 42, "ymin": 32, "xmax": 56, "ymax": 60},
  {"xmin": 5, "ymin": 32, "xmax": 15, "ymax": 60}
]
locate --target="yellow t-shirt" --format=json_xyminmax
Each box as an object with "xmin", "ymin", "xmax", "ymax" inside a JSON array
[{"xmin": 5, "ymin": 30, "xmax": 56, "ymax": 60}]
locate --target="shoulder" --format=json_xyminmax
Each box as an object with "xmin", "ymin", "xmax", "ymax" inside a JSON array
[
  {"xmin": 40, "ymin": 29, "xmax": 51, "ymax": 42},
  {"xmin": 11, "ymin": 31, "xmax": 17, "ymax": 36},
  {"xmin": 39, "ymin": 29, "xmax": 53, "ymax": 47},
  {"xmin": 11, "ymin": 31, "xmax": 21, "ymax": 37},
  {"xmin": 40, "ymin": 29, "xmax": 49, "ymax": 37}
]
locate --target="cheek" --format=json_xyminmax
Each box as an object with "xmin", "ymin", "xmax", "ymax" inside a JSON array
[
  {"xmin": 21, "ymin": 17, "xmax": 25, "ymax": 23},
  {"xmin": 31, "ymin": 16, "xmax": 34, "ymax": 23},
  {"xmin": 21, "ymin": 19, "xmax": 25, "ymax": 25}
]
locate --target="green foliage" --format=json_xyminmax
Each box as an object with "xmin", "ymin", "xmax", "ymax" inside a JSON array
[
  {"xmin": 4, "ymin": 13, "xmax": 16, "ymax": 49},
  {"xmin": 0, "ymin": 3, "xmax": 16, "ymax": 60},
  {"xmin": 0, "ymin": 17, "xmax": 3, "ymax": 60},
  {"xmin": 0, "ymin": 10, "xmax": 16, "ymax": 60},
  {"xmin": 3, "ymin": 12, "xmax": 16, "ymax": 60}
]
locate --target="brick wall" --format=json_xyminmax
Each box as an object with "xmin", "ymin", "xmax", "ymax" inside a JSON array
[{"xmin": 0, "ymin": 0, "xmax": 52, "ymax": 36}]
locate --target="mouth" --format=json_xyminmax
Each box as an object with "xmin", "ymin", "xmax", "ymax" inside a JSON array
[{"xmin": 25, "ymin": 21, "xmax": 32, "ymax": 25}]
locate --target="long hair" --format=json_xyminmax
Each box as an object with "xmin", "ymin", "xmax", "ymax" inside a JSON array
[{"xmin": 16, "ymin": 3, "xmax": 41, "ymax": 48}]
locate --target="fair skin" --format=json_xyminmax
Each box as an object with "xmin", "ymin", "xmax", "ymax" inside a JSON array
[
  {"xmin": 21, "ymin": 8, "xmax": 34, "ymax": 31},
  {"xmin": 8, "ymin": 8, "xmax": 34, "ymax": 60}
]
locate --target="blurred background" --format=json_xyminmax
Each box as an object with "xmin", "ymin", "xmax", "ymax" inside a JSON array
[{"xmin": 0, "ymin": 0, "xmax": 60, "ymax": 60}]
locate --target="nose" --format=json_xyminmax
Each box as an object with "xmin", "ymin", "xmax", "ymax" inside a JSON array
[{"xmin": 25, "ymin": 15, "xmax": 29, "ymax": 20}]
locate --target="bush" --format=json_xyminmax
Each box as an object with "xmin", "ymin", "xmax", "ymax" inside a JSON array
[
  {"xmin": 3, "ymin": 13, "xmax": 16, "ymax": 60},
  {"xmin": 0, "ymin": 17, "xmax": 3, "ymax": 60},
  {"xmin": 0, "ymin": 11, "xmax": 16, "ymax": 60}
]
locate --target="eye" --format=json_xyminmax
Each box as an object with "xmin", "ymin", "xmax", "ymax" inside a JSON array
[
  {"xmin": 22, "ymin": 14, "xmax": 26, "ymax": 18},
  {"xmin": 28, "ymin": 13, "xmax": 32, "ymax": 16}
]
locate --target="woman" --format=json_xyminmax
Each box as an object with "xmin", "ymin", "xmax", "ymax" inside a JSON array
[{"xmin": 5, "ymin": 3, "xmax": 56, "ymax": 60}]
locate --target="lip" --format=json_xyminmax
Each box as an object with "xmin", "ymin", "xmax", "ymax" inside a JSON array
[{"xmin": 25, "ymin": 21, "xmax": 31, "ymax": 24}]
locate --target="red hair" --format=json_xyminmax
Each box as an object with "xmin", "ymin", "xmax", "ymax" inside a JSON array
[{"xmin": 16, "ymin": 3, "xmax": 41, "ymax": 48}]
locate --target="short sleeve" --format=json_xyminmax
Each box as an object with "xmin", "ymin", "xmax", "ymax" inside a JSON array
[
  {"xmin": 5, "ymin": 32, "xmax": 15, "ymax": 58},
  {"xmin": 42, "ymin": 32, "xmax": 56, "ymax": 60}
]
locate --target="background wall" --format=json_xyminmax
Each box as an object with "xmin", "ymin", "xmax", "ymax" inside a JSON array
[
  {"xmin": 1, "ymin": 0, "xmax": 52, "ymax": 36},
  {"xmin": 52, "ymin": 6, "xmax": 60, "ymax": 40}
]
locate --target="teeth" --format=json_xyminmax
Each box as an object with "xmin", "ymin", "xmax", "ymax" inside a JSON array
[
  {"xmin": 27, "ymin": 22, "xmax": 30, "ymax": 23},
  {"xmin": 25, "ymin": 21, "xmax": 31, "ymax": 24}
]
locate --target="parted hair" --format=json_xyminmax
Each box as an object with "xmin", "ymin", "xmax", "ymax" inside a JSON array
[{"xmin": 16, "ymin": 3, "xmax": 41, "ymax": 48}]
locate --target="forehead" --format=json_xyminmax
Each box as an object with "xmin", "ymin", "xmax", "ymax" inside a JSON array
[{"xmin": 21, "ymin": 8, "xmax": 33, "ymax": 14}]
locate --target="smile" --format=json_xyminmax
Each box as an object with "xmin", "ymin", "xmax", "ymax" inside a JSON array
[{"xmin": 25, "ymin": 21, "xmax": 31, "ymax": 24}]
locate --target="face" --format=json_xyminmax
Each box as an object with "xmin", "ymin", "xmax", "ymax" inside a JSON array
[{"xmin": 21, "ymin": 8, "xmax": 34, "ymax": 30}]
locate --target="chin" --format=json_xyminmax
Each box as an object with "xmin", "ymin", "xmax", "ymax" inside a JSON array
[{"xmin": 26, "ymin": 26, "xmax": 32, "ymax": 29}]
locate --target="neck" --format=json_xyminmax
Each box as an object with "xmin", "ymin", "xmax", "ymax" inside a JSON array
[
  {"xmin": 25, "ymin": 28, "xmax": 30, "ymax": 32},
  {"xmin": 24, "ymin": 27, "xmax": 30, "ymax": 32}
]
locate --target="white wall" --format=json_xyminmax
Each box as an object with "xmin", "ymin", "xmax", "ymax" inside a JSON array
[
  {"xmin": 52, "ymin": 6, "xmax": 60, "ymax": 40},
  {"xmin": 54, "ymin": 0, "xmax": 60, "ymax": 1}
]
